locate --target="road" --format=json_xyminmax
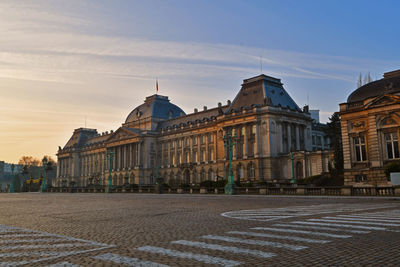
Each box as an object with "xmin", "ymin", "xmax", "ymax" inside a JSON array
[{"xmin": 0, "ymin": 193, "xmax": 399, "ymax": 266}]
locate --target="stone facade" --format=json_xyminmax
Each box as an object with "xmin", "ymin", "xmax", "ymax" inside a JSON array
[
  {"xmin": 340, "ymin": 69, "xmax": 400, "ymax": 186},
  {"xmin": 56, "ymin": 74, "xmax": 333, "ymax": 187}
]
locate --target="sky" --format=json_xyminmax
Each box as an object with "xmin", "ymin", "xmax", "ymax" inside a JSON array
[{"xmin": 1, "ymin": 0, "xmax": 399, "ymax": 163}]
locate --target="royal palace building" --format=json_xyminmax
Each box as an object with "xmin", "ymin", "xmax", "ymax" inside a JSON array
[
  {"xmin": 340, "ymin": 69, "xmax": 400, "ymax": 186},
  {"xmin": 55, "ymin": 74, "xmax": 333, "ymax": 187}
]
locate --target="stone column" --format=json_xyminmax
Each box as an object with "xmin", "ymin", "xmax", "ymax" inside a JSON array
[
  {"xmin": 205, "ymin": 134, "xmax": 209, "ymax": 163},
  {"xmin": 181, "ymin": 138, "xmax": 185, "ymax": 163},
  {"xmin": 137, "ymin": 142, "xmax": 141, "ymax": 166},
  {"xmin": 296, "ymin": 124, "xmax": 300, "ymax": 151},
  {"xmin": 243, "ymin": 125, "xmax": 248, "ymax": 159},
  {"xmin": 287, "ymin": 123, "xmax": 291, "ymax": 152},
  {"xmin": 174, "ymin": 139, "xmax": 178, "ymax": 166},
  {"xmin": 124, "ymin": 145, "xmax": 127, "ymax": 169},
  {"xmin": 190, "ymin": 137, "xmax": 193, "ymax": 163},
  {"xmin": 233, "ymin": 129, "xmax": 237, "ymax": 160},
  {"xmin": 197, "ymin": 136, "xmax": 201, "ymax": 164},
  {"xmin": 213, "ymin": 132, "xmax": 217, "ymax": 163},
  {"xmin": 255, "ymin": 123, "xmax": 260, "ymax": 157},
  {"xmin": 278, "ymin": 122, "xmax": 283, "ymax": 153},
  {"xmin": 160, "ymin": 142, "xmax": 164, "ymax": 167}
]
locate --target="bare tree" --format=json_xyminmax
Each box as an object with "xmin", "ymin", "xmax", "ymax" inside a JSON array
[
  {"xmin": 18, "ymin": 156, "xmax": 40, "ymax": 167},
  {"xmin": 357, "ymin": 73, "xmax": 362, "ymax": 88}
]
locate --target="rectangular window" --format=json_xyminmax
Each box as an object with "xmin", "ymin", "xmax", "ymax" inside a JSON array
[
  {"xmin": 201, "ymin": 150, "xmax": 205, "ymax": 162},
  {"xmin": 354, "ymin": 136, "xmax": 367, "ymax": 162},
  {"xmin": 192, "ymin": 150, "xmax": 198, "ymax": 162},
  {"xmin": 355, "ymin": 174, "xmax": 367, "ymax": 182},
  {"xmin": 193, "ymin": 137, "xmax": 198, "ymax": 145},
  {"xmin": 209, "ymin": 149, "xmax": 214, "ymax": 162},
  {"xmin": 385, "ymin": 132, "xmax": 399, "ymax": 159}
]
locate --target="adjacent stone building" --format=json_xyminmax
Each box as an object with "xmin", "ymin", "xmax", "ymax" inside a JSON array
[
  {"xmin": 56, "ymin": 74, "xmax": 332, "ymax": 187},
  {"xmin": 340, "ymin": 69, "xmax": 400, "ymax": 186}
]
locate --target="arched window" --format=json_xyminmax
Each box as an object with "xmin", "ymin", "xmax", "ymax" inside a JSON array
[
  {"xmin": 247, "ymin": 162, "xmax": 255, "ymax": 179},
  {"xmin": 208, "ymin": 169, "xmax": 214, "ymax": 181},
  {"xmin": 192, "ymin": 170, "xmax": 198, "ymax": 184},
  {"xmin": 200, "ymin": 169, "xmax": 206, "ymax": 182}
]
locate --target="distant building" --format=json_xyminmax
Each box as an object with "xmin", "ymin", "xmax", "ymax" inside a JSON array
[
  {"xmin": 310, "ymin": 110, "xmax": 320, "ymax": 123},
  {"xmin": 340, "ymin": 69, "xmax": 400, "ymax": 185},
  {"xmin": 56, "ymin": 74, "xmax": 333, "ymax": 187},
  {"xmin": 309, "ymin": 110, "xmax": 331, "ymax": 151},
  {"xmin": 0, "ymin": 161, "xmax": 23, "ymax": 188}
]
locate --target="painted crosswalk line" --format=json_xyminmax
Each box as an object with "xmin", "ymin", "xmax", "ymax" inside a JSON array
[
  {"xmin": 323, "ymin": 216, "xmax": 400, "ymax": 223},
  {"xmin": 221, "ymin": 204, "xmax": 398, "ymax": 222},
  {"xmin": 251, "ymin": 227, "xmax": 352, "ymax": 238},
  {"xmin": 227, "ymin": 231, "xmax": 330, "ymax": 244},
  {"xmin": 44, "ymin": 262, "xmax": 82, "ymax": 267},
  {"xmin": 308, "ymin": 218, "xmax": 400, "ymax": 227},
  {"xmin": 0, "ymin": 224, "xmax": 115, "ymax": 266},
  {"xmin": 337, "ymin": 215, "xmax": 400, "ymax": 221},
  {"xmin": 136, "ymin": 246, "xmax": 242, "ymax": 267},
  {"xmin": 272, "ymin": 223, "xmax": 370, "ymax": 234},
  {"xmin": 171, "ymin": 240, "xmax": 276, "ymax": 258},
  {"xmin": 291, "ymin": 221, "xmax": 387, "ymax": 231},
  {"xmin": 201, "ymin": 235, "xmax": 308, "ymax": 251},
  {"xmin": 93, "ymin": 253, "xmax": 169, "ymax": 267}
]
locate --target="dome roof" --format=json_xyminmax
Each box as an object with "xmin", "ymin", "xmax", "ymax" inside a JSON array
[
  {"xmin": 125, "ymin": 94, "xmax": 185, "ymax": 123},
  {"xmin": 347, "ymin": 70, "xmax": 400, "ymax": 103}
]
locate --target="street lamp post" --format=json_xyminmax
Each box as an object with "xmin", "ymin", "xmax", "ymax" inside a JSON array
[
  {"xmin": 40, "ymin": 157, "xmax": 48, "ymax": 192},
  {"xmin": 106, "ymin": 149, "xmax": 115, "ymax": 193},
  {"xmin": 223, "ymin": 130, "xmax": 238, "ymax": 195}
]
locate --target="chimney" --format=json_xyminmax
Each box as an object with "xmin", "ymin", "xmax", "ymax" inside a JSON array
[
  {"xmin": 194, "ymin": 108, "xmax": 198, "ymax": 113},
  {"xmin": 203, "ymin": 106, "xmax": 207, "ymax": 111},
  {"xmin": 227, "ymin": 100, "xmax": 231, "ymax": 106}
]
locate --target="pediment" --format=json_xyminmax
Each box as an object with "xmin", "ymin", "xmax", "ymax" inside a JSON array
[
  {"xmin": 377, "ymin": 112, "xmax": 400, "ymax": 128},
  {"xmin": 106, "ymin": 127, "xmax": 140, "ymax": 143},
  {"xmin": 365, "ymin": 94, "xmax": 400, "ymax": 108}
]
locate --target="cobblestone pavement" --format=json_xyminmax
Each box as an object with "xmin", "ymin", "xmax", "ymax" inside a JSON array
[{"xmin": 0, "ymin": 193, "xmax": 399, "ymax": 266}]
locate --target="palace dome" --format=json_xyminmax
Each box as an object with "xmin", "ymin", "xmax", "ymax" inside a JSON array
[
  {"xmin": 347, "ymin": 70, "xmax": 400, "ymax": 103},
  {"xmin": 125, "ymin": 94, "xmax": 185, "ymax": 123}
]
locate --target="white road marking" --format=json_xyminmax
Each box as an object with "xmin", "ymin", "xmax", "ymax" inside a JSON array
[
  {"xmin": 324, "ymin": 216, "xmax": 400, "ymax": 223},
  {"xmin": 93, "ymin": 253, "xmax": 169, "ymax": 267},
  {"xmin": 291, "ymin": 221, "xmax": 387, "ymax": 231},
  {"xmin": 221, "ymin": 204, "xmax": 399, "ymax": 221},
  {"xmin": 337, "ymin": 215, "xmax": 400, "ymax": 220},
  {"xmin": 171, "ymin": 240, "xmax": 276, "ymax": 258},
  {"xmin": 136, "ymin": 246, "xmax": 242, "ymax": 267},
  {"xmin": 0, "ymin": 239, "xmax": 68, "ymax": 244},
  {"xmin": 308, "ymin": 219, "xmax": 400, "ymax": 227},
  {"xmin": 201, "ymin": 235, "xmax": 307, "ymax": 251},
  {"xmin": 227, "ymin": 231, "xmax": 329, "ymax": 244},
  {"xmin": 0, "ymin": 243, "xmax": 93, "ymax": 250},
  {"xmin": 0, "ymin": 234, "xmax": 51, "ymax": 238},
  {"xmin": 44, "ymin": 262, "xmax": 82, "ymax": 267},
  {"xmin": 272, "ymin": 223, "xmax": 370, "ymax": 234},
  {"xmin": 251, "ymin": 227, "xmax": 351, "ymax": 238},
  {"xmin": 0, "ymin": 247, "xmax": 114, "ymax": 267}
]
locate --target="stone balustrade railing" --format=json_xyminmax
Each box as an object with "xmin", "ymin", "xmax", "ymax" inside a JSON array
[{"xmin": 8, "ymin": 185, "xmax": 399, "ymax": 196}]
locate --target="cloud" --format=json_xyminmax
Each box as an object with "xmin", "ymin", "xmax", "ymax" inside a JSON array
[{"xmin": 1, "ymin": 1, "xmax": 399, "ymax": 162}]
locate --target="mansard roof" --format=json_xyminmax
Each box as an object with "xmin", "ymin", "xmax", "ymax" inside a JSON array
[
  {"xmin": 125, "ymin": 94, "xmax": 185, "ymax": 123},
  {"xmin": 347, "ymin": 69, "xmax": 400, "ymax": 103},
  {"xmin": 229, "ymin": 74, "xmax": 301, "ymax": 112}
]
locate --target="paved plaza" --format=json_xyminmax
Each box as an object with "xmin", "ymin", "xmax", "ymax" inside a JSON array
[{"xmin": 0, "ymin": 194, "xmax": 399, "ymax": 266}]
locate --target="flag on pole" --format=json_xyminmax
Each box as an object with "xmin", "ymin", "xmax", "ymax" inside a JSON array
[{"xmin": 156, "ymin": 78, "xmax": 159, "ymax": 93}]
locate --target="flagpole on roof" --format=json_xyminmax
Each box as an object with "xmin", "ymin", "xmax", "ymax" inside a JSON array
[{"xmin": 156, "ymin": 78, "xmax": 159, "ymax": 94}]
